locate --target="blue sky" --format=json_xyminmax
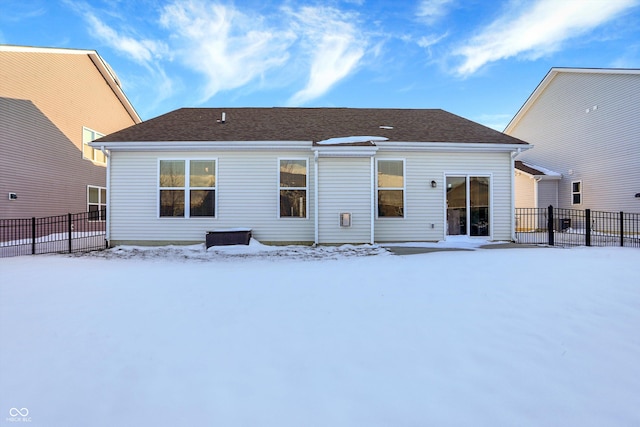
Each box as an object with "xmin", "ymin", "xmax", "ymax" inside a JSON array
[{"xmin": 2, "ymin": 0, "xmax": 639, "ymax": 129}]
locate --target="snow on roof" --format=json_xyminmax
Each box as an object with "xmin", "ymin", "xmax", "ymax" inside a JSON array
[
  {"xmin": 315, "ymin": 136, "xmax": 389, "ymax": 145},
  {"xmin": 515, "ymin": 161, "xmax": 561, "ymax": 178}
]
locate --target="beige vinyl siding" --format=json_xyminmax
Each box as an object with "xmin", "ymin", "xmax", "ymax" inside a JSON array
[
  {"xmin": 0, "ymin": 51, "xmax": 135, "ymax": 146},
  {"xmin": 0, "ymin": 50, "xmax": 138, "ymax": 219},
  {"xmin": 109, "ymin": 151, "xmax": 315, "ymax": 244},
  {"xmin": 509, "ymin": 72, "xmax": 640, "ymax": 212},
  {"xmin": 375, "ymin": 151, "xmax": 513, "ymax": 242},
  {"xmin": 515, "ymin": 173, "xmax": 536, "ymax": 208},
  {"xmin": 317, "ymin": 157, "xmax": 372, "ymax": 244},
  {"xmin": 0, "ymin": 97, "xmax": 107, "ymax": 218},
  {"xmin": 538, "ymin": 180, "xmax": 558, "ymax": 209}
]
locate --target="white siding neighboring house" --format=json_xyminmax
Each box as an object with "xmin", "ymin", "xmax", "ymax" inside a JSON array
[
  {"xmin": 92, "ymin": 108, "xmax": 530, "ymax": 246},
  {"xmin": 506, "ymin": 68, "xmax": 640, "ymax": 213}
]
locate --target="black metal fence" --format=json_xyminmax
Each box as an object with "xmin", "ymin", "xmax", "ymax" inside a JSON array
[
  {"xmin": 0, "ymin": 210, "xmax": 107, "ymax": 257},
  {"xmin": 515, "ymin": 206, "xmax": 640, "ymax": 248}
]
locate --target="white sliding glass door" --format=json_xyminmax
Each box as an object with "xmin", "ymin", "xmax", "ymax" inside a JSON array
[{"xmin": 446, "ymin": 176, "xmax": 490, "ymax": 237}]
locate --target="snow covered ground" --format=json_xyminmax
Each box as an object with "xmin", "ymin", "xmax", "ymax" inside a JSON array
[{"xmin": 1, "ymin": 242, "xmax": 639, "ymax": 427}]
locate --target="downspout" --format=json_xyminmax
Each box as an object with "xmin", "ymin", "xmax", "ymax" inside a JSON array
[
  {"xmin": 370, "ymin": 156, "xmax": 375, "ymax": 244},
  {"xmin": 314, "ymin": 150, "xmax": 319, "ymax": 247},
  {"xmin": 510, "ymin": 148, "xmax": 521, "ymax": 241},
  {"xmin": 101, "ymin": 146, "xmax": 110, "ymax": 245},
  {"xmin": 534, "ymin": 177, "xmax": 542, "ymax": 209}
]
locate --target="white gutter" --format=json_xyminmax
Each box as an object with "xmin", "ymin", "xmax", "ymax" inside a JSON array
[
  {"xmin": 314, "ymin": 150, "xmax": 319, "ymax": 246},
  {"xmin": 510, "ymin": 148, "xmax": 521, "ymax": 241},
  {"xmin": 376, "ymin": 141, "xmax": 531, "ymax": 152},
  {"xmin": 314, "ymin": 147, "xmax": 378, "ymax": 157},
  {"xmin": 89, "ymin": 140, "xmax": 313, "ymax": 152}
]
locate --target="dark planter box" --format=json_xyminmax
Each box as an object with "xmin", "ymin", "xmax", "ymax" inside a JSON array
[{"xmin": 206, "ymin": 229, "xmax": 252, "ymax": 248}]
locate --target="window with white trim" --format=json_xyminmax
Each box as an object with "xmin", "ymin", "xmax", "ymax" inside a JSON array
[
  {"xmin": 571, "ymin": 181, "xmax": 582, "ymax": 205},
  {"xmin": 377, "ymin": 159, "xmax": 405, "ymax": 217},
  {"xmin": 87, "ymin": 185, "xmax": 106, "ymax": 221},
  {"xmin": 83, "ymin": 127, "xmax": 106, "ymax": 163},
  {"xmin": 279, "ymin": 159, "xmax": 307, "ymax": 218},
  {"xmin": 159, "ymin": 160, "xmax": 216, "ymax": 217}
]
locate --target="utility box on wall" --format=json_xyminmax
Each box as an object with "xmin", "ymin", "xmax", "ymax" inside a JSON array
[{"xmin": 339, "ymin": 212, "xmax": 352, "ymax": 227}]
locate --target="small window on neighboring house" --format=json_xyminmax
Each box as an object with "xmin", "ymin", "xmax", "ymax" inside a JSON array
[
  {"xmin": 88, "ymin": 185, "xmax": 106, "ymax": 221},
  {"xmin": 159, "ymin": 160, "xmax": 216, "ymax": 217},
  {"xmin": 572, "ymin": 181, "xmax": 582, "ymax": 205},
  {"xmin": 83, "ymin": 127, "xmax": 106, "ymax": 163},
  {"xmin": 279, "ymin": 159, "xmax": 307, "ymax": 218},
  {"xmin": 377, "ymin": 159, "xmax": 405, "ymax": 217}
]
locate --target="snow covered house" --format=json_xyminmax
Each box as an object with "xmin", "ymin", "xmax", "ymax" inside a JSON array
[
  {"xmin": 92, "ymin": 108, "xmax": 530, "ymax": 246},
  {"xmin": 0, "ymin": 45, "xmax": 141, "ymax": 219},
  {"xmin": 506, "ymin": 68, "xmax": 640, "ymax": 213}
]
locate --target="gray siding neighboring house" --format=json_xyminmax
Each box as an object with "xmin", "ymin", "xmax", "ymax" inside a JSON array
[
  {"xmin": 506, "ymin": 68, "xmax": 640, "ymax": 213},
  {"xmin": 92, "ymin": 108, "xmax": 530, "ymax": 246}
]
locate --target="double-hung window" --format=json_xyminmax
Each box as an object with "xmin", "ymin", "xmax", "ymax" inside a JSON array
[
  {"xmin": 279, "ymin": 159, "xmax": 307, "ymax": 218},
  {"xmin": 87, "ymin": 185, "xmax": 106, "ymax": 221},
  {"xmin": 571, "ymin": 181, "xmax": 582, "ymax": 205},
  {"xmin": 159, "ymin": 160, "xmax": 216, "ymax": 217},
  {"xmin": 83, "ymin": 127, "xmax": 106, "ymax": 163},
  {"xmin": 377, "ymin": 159, "xmax": 405, "ymax": 217}
]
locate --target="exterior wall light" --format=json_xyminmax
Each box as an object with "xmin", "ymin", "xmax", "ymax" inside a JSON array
[{"xmin": 431, "ymin": 180, "xmax": 437, "ymax": 188}]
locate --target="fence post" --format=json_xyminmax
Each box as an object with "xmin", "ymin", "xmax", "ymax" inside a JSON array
[
  {"xmin": 620, "ymin": 211, "xmax": 624, "ymax": 247},
  {"xmin": 31, "ymin": 217, "xmax": 36, "ymax": 255},
  {"xmin": 68, "ymin": 213, "xmax": 72, "ymax": 253},
  {"xmin": 547, "ymin": 205, "xmax": 554, "ymax": 246},
  {"xmin": 585, "ymin": 209, "xmax": 591, "ymax": 247}
]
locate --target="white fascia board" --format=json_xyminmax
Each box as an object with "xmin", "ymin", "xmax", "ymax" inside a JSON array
[
  {"xmin": 313, "ymin": 146, "xmax": 378, "ymax": 158},
  {"xmin": 0, "ymin": 45, "xmax": 96, "ymax": 55},
  {"xmin": 375, "ymin": 141, "xmax": 531, "ymax": 153},
  {"xmin": 89, "ymin": 140, "xmax": 314, "ymax": 151}
]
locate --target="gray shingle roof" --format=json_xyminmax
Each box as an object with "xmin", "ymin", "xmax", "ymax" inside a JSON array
[{"xmin": 97, "ymin": 107, "xmax": 530, "ymax": 145}]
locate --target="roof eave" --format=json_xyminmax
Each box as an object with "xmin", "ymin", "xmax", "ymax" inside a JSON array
[
  {"xmin": 89, "ymin": 140, "xmax": 314, "ymax": 151},
  {"xmin": 376, "ymin": 141, "xmax": 531, "ymax": 152}
]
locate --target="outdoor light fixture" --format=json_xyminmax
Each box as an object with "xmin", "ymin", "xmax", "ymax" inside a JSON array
[{"xmin": 431, "ymin": 180, "xmax": 437, "ymax": 188}]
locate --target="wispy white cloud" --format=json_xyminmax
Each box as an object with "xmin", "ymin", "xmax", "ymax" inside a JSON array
[
  {"xmin": 65, "ymin": 0, "xmax": 174, "ymax": 112},
  {"xmin": 453, "ymin": 0, "xmax": 639, "ymax": 76},
  {"xmin": 417, "ymin": 32, "xmax": 448, "ymax": 49},
  {"xmin": 416, "ymin": 0, "xmax": 455, "ymax": 24},
  {"xmin": 159, "ymin": 0, "xmax": 295, "ymax": 103},
  {"xmin": 286, "ymin": 6, "xmax": 367, "ymax": 106},
  {"xmin": 84, "ymin": 13, "xmax": 168, "ymax": 64}
]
